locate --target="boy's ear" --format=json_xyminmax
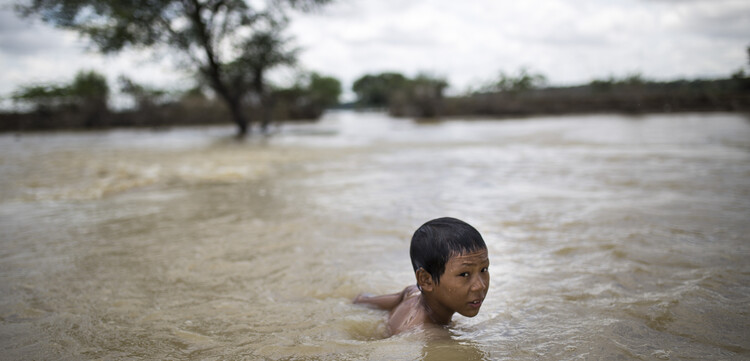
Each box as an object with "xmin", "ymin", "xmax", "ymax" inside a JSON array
[{"xmin": 416, "ymin": 268, "xmax": 434, "ymax": 292}]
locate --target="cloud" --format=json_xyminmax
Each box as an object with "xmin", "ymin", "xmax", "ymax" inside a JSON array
[
  {"xmin": 0, "ymin": 8, "xmax": 77, "ymax": 56},
  {"xmin": 676, "ymin": 2, "xmax": 750, "ymax": 40},
  {"xmin": 639, "ymin": 0, "xmax": 750, "ymax": 39}
]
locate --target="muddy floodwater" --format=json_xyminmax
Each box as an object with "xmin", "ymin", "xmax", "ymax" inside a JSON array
[{"xmin": 1, "ymin": 111, "xmax": 749, "ymax": 360}]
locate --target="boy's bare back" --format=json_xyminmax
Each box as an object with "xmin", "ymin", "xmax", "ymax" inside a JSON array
[
  {"xmin": 354, "ymin": 285, "xmax": 432, "ymax": 334},
  {"xmin": 385, "ymin": 285, "xmax": 432, "ymax": 333}
]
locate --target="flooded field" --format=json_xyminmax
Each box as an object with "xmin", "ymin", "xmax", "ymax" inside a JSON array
[{"xmin": 1, "ymin": 111, "xmax": 749, "ymax": 360}]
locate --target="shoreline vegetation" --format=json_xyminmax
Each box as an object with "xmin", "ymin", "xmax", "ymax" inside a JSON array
[
  {"xmin": 1, "ymin": 70, "xmax": 341, "ymax": 133},
  {"xmin": 434, "ymin": 77, "xmax": 750, "ymax": 119},
  {"xmin": 2, "ymin": 70, "xmax": 749, "ymax": 133},
  {"xmin": 380, "ymin": 70, "xmax": 750, "ymax": 119},
  {"xmin": 8, "ymin": 2, "xmax": 749, "ymax": 135}
]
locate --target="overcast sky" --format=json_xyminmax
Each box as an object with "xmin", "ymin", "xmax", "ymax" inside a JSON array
[{"xmin": 1, "ymin": 0, "xmax": 749, "ymax": 103}]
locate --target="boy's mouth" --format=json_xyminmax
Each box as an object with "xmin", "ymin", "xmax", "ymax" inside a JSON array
[{"xmin": 468, "ymin": 299, "xmax": 483, "ymax": 308}]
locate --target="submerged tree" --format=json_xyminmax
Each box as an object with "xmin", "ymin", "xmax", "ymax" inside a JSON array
[
  {"xmin": 232, "ymin": 23, "xmax": 298, "ymax": 132},
  {"xmin": 390, "ymin": 73, "xmax": 448, "ymax": 118},
  {"xmin": 307, "ymin": 72, "xmax": 342, "ymax": 109},
  {"xmin": 352, "ymin": 72, "xmax": 408, "ymax": 108},
  {"xmin": 17, "ymin": 0, "xmax": 332, "ymax": 136},
  {"xmin": 352, "ymin": 72, "xmax": 446, "ymax": 117},
  {"xmin": 272, "ymin": 71, "xmax": 341, "ymax": 120}
]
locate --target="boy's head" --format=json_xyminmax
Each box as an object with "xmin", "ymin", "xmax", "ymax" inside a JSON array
[{"xmin": 409, "ymin": 217, "xmax": 487, "ymax": 284}]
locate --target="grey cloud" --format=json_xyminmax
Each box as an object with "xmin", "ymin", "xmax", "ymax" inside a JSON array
[
  {"xmin": 0, "ymin": 6, "xmax": 32, "ymax": 32},
  {"xmin": 520, "ymin": 30, "xmax": 612, "ymax": 48},
  {"xmin": 648, "ymin": 1, "xmax": 750, "ymax": 40},
  {"xmin": 0, "ymin": 8, "xmax": 74, "ymax": 56},
  {"xmin": 335, "ymin": 25, "xmax": 439, "ymax": 49},
  {"xmin": 686, "ymin": 9, "xmax": 750, "ymax": 40}
]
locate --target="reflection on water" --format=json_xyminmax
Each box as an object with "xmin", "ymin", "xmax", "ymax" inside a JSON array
[{"xmin": 1, "ymin": 111, "xmax": 749, "ymax": 360}]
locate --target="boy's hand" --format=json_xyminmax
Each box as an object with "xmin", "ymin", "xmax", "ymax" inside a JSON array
[{"xmin": 353, "ymin": 293, "xmax": 373, "ymax": 304}]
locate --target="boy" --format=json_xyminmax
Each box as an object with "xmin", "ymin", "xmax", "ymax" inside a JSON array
[{"xmin": 354, "ymin": 217, "xmax": 490, "ymax": 335}]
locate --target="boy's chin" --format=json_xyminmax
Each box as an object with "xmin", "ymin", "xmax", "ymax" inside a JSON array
[{"xmin": 458, "ymin": 308, "xmax": 481, "ymax": 317}]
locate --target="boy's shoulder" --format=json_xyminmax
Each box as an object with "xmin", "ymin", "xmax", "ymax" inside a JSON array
[
  {"xmin": 400, "ymin": 284, "xmax": 420, "ymax": 299},
  {"xmin": 387, "ymin": 285, "xmax": 428, "ymax": 334}
]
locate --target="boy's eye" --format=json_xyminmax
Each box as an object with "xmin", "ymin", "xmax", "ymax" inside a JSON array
[
  {"xmin": 459, "ymin": 272, "xmax": 469, "ymax": 277},
  {"xmin": 481, "ymin": 267, "xmax": 488, "ymax": 272}
]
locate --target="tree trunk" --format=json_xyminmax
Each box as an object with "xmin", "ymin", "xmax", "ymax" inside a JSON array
[
  {"xmin": 260, "ymin": 95, "xmax": 273, "ymax": 133},
  {"xmin": 253, "ymin": 70, "xmax": 272, "ymax": 134},
  {"xmin": 227, "ymin": 96, "xmax": 249, "ymax": 136},
  {"xmin": 186, "ymin": 0, "xmax": 250, "ymax": 137}
]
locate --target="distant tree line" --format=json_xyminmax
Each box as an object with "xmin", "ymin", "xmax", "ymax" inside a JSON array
[
  {"xmin": 11, "ymin": 71, "xmax": 109, "ymax": 126},
  {"xmin": 441, "ymin": 70, "xmax": 750, "ymax": 117},
  {"xmin": 349, "ymin": 49, "xmax": 750, "ymax": 118},
  {"xmin": 6, "ymin": 63, "xmax": 749, "ymax": 132},
  {"xmin": 3, "ymin": 69, "xmax": 341, "ymax": 132},
  {"xmin": 475, "ymin": 68, "xmax": 548, "ymax": 94}
]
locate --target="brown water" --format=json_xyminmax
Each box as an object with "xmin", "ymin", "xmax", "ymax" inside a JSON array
[{"xmin": 1, "ymin": 112, "xmax": 749, "ymax": 360}]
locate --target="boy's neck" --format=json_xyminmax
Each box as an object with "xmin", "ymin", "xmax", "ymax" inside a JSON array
[{"xmin": 420, "ymin": 293, "xmax": 453, "ymax": 325}]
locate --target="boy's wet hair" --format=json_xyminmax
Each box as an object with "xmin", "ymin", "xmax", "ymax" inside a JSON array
[{"xmin": 410, "ymin": 217, "xmax": 487, "ymax": 284}]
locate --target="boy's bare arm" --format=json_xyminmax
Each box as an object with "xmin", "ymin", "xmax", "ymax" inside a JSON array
[{"xmin": 353, "ymin": 285, "xmax": 416, "ymax": 311}]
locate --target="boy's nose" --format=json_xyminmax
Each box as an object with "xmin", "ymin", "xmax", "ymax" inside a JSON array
[{"xmin": 470, "ymin": 276, "xmax": 487, "ymax": 292}]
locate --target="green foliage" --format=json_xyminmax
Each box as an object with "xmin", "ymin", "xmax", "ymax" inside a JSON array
[
  {"xmin": 17, "ymin": 0, "xmax": 329, "ymax": 54},
  {"xmin": 239, "ymin": 29, "xmax": 298, "ymax": 78},
  {"xmin": 72, "ymin": 70, "xmax": 109, "ymax": 102},
  {"xmin": 218, "ymin": 23, "xmax": 299, "ymax": 100},
  {"xmin": 482, "ymin": 68, "xmax": 547, "ymax": 93},
  {"xmin": 409, "ymin": 74, "xmax": 448, "ymax": 96},
  {"xmin": 390, "ymin": 73, "xmax": 448, "ymax": 117},
  {"xmin": 12, "ymin": 70, "xmax": 109, "ymax": 111},
  {"xmin": 352, "ymin": 72, "xmax": 448, "ymax": 116},
  {"xmin": 622, "ymin": 73, "xmax": 645, "ymax": 86},
  {"xmin": 308, "ymin": 72, "xmax": 341, "ymax": 108},
  {"xmin": 352, "ymin": 72, "xmax": 408, "ymax": 108},
  {"xmin": 12, "ymin": 84, "xmax": 70, "ymax": 109},
  {"xmin": 273, "ymin": 71, "xmax": 341, "ymax": 118},
  {"xmin": 589, "ymin": 73, "xmax": 648, "ymax": 92},
  {"xmin": 589, "ymin": 76, "xmax": 616, "ymax": 91}
]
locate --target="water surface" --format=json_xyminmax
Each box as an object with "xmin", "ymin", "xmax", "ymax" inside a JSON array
[{"xmin": 1, "ymin": 112, "xmax": 749, "ymax": 360}]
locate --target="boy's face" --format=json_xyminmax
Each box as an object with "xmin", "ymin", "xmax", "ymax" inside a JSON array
[{"xmin": 431, "ymin": 248, "xmax": 490, "ymax": 318}]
